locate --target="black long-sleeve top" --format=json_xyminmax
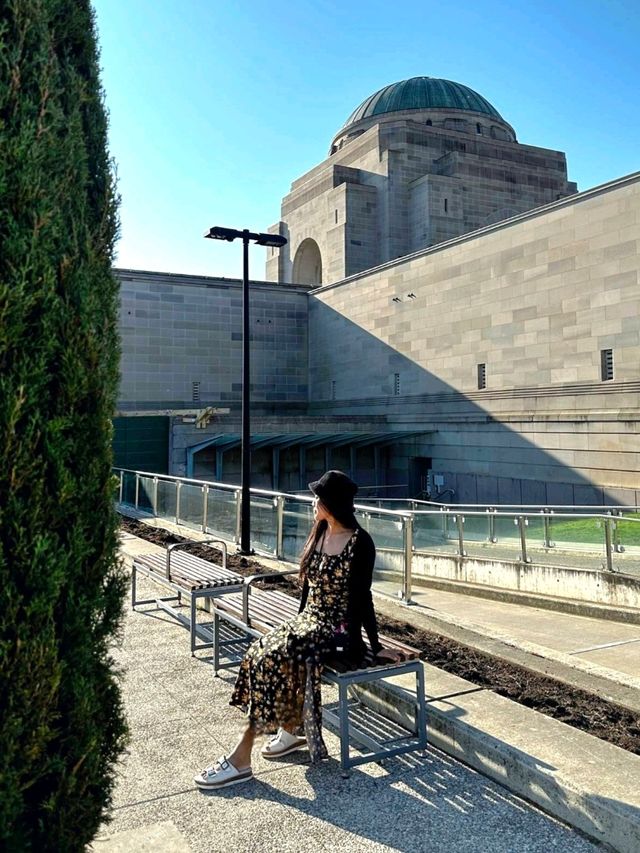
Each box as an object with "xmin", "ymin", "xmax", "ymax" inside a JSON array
[{"xmin": 298, "ymin": 527, "xmax": 382, "ymax": 662}]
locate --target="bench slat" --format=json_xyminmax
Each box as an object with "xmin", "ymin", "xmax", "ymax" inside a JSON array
[
  {"xmin": 214, "ymin": 587, "xmax": 420, "ymax": 662},
  {"xmin": 135, "ymin": 552, "xmax": 242, "ymax": 587},
  {"xmin": 136, "ymin": 551, "xmax": 229, "ymax": 578}
]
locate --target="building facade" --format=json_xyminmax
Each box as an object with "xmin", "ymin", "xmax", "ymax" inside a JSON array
[
  {"xmin": 115, "ymin": 77, "xmax": 639, "ymax": 505},
  {"xmin": 266, "ymin": 77, "xmax": 577, "ymax": 286}
]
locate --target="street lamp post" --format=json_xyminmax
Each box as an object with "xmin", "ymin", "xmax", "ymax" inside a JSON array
[{"xmin": 204, "ymin": 226, "xmax": 287, "ymax": 555}]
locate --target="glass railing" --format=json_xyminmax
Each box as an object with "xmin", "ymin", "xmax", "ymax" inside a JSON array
[
  {"xmin": 389, "ymin": 498, "xmax": 640, "ymax": 518},
  {"xmin": 282, "ymin": 497, "xmax": 314, "ymax": 562},
  {"xmin": 250, "ymin": 495, "xmax": 278, "ymax": 554},
  {"xmin": 359, "ymin": 509, "xmax": 407, "ymax": 599},
  {"xmin": 157, "ymin": 478, "xmax": 177, "ymax": 520},
  {"xmin": 612, "ymin": 516, "xmax": 640, "ymax": 574},
  {"xmin": 205, "ymin": 486, "xmax": 238, "ymax": 541},
  {"xmin": 413, "ymin": 512, "xmax": 457, "ymax": 555},
  {"xmin": 178, "ymin": 482, "xmax": 205, "ymax": 531},
  {"xmin": 114, "ymin": 468, "xmax": 640, "ymax": 604}
]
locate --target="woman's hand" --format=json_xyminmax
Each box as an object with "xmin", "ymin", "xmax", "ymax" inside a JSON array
[{"xmin": 374, "ymin": 648, "xmax": 405, "ymax": 664}]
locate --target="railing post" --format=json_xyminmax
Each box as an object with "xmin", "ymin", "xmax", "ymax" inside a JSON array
[
  {"xmin": 235, "ymin": 489, "xmax": 242, "ymax": 545},
  {"xmin": 202, "ymin": 485, "xmax": 209, "ymax": 533},
  {"xmin": 442, "ymin": 508, "xmax": 450, "ymax": 543},
  {"xmin": 603, "ymin": 518, "xmax": 614, "ymax": 572},
  {"xmin": 275, "ymin": 495, "xmax": 285, "ymax": 559},
  {"xmin": 152, "ymin": 476, "xmax": 159, "ymax": 517},
  {"xmin": 175, "ymin": 481, "xmax": 181, "ymax": 525},
  {"xmin": 610, "ymin": 511, "xmax": 622, "ymax": 553},
  {"xmin": 488, "ymin": 507, "xmax": 496, "ymax": 543},
  {"xmin": 401, "ymin": 514, "xmax": 413, "ymax": 604},
  {"xmin": 134, "ymin": 473, "xmax": 140, "ymax": 509},
  {"xmin": 119, "ymin": 470, "xmax": 124, "ymax": 504},
  {"xmin": 542, "ymin": 509, "xmax": 554, "ymax": 549},
  {"xmin": 517, "ymin": 516, "xmax": 530, "ymax": 563},
  {"xmin": 454, "ymin": 515, "xmax": 465, "ymax": 557}
]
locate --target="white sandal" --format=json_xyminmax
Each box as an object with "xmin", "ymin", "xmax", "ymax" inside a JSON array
[
  {"xmin": 194, "ymin": 755, "xmax": 253, "ymax": 789},
  {"xmin": 261, "ymin": 728, "xmax": 307, "ymax": 759}
]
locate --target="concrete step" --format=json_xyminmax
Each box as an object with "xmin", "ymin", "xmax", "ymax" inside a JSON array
[{"xmin": 358, "ymin": 664, "xmax": 640, "ymax": 853}]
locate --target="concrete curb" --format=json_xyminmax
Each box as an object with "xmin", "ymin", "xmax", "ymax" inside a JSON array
[
  {"xmin": 358, "ymin": 666, "xmax": 640, "ymax": 853},
  {"xmin": 407, "ymin": 574, "xmax": 640, "ymax": 626}
]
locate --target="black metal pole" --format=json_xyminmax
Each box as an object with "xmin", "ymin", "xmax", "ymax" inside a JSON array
[{"xmin": 240, "ymin": 230, "xmax": 252, "ymax": 554}]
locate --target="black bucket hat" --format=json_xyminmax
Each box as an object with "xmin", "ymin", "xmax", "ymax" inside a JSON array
[{"xmin": 309, "ymin": 470, "xmax": 358, "ymax": 520}]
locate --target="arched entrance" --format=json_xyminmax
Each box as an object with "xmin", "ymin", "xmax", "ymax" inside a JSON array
[{"xmin": 292, "ymin": 238, "xmax": 322, "ymax": 285}]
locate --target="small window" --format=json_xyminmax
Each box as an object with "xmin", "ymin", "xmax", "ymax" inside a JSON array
[
  {"xmin": 476, "ymin": 123, "xmax": 482, "ymax": 134},
  {"xmin": 192, "ymin": 381, "xmax": 201, "ymax": 403},
  {"xmin": 335, "ymin": 209, "xmax": 338, "ymax": 224},
  {"xmin": 601, "ymin": 349, "xmax": 614, "ymax": 381},
  {"xmin": 444, "ymin": 198, "xmax": 448, "ymax": 213},
  {"xmin": 394, "ymin": 373, "xmax": 400, "ymax": 396},
  {"xmin": 331, "ymin": 380, "xmax": 336, "ymax": 400},
  {"xmin": 426, "ymin": 119, "xmax": 432, "ymax": 126},
  {"xmin": 477, "ymin": 364, "xmax": 486, "ymax": 390}
]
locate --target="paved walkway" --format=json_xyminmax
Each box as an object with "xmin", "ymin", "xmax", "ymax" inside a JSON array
[
  {"xmin": 373, "ymin": 578, "xmax": 640, "ymax": 684},
  {"xmin": 412, "ymin": 585, "xmax": 640, "ymax": 675},
  {"xmin": 93, "ymin": 542, "xmax": 600, "ymax": 852}
]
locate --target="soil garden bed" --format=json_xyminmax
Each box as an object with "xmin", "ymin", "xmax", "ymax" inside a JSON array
[{"xmin": 120, "ymin": 514, "xmax": 640, "ymax": 755}]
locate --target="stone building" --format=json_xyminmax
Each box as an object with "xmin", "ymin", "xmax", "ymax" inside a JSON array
[
  {"xmin": 115, "ymin": 76, "xmax": 639, "ymax": 506},
  {"xmin": 266, "ymin": 77, "xmax": 577, "ymax": 285}
]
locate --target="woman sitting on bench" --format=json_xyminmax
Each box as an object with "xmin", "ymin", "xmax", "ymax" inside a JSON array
[{"xmin": 195, "ymin": 469, "xmax": 401, "ymax": 790}]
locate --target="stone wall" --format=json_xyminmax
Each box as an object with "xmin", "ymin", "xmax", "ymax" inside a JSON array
[
  {"xmin": 308, "ymin": 172, "xmax": 640, "ymax": 500},
  {"xmin": 117, "ymin": 270, "xmax": 310, "ymax": 410},
  {"xmin": 268, "ymin": 117, "xmax": 576, "ymax": 285}
]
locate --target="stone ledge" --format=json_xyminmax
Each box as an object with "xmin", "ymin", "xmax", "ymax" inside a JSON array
[{"xmin": 359, "ymin": 664, "xmax": 640, "ymax": 853}]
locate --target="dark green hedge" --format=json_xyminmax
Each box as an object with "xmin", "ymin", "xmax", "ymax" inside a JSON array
[{"xmin": 0, "ymin": 1, "xmax": 128, "ymax": 848}]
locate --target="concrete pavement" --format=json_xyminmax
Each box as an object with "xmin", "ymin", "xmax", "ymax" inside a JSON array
[{"xmin": 93, "ymin": 551, "xmax": 601, "ymax": 853}]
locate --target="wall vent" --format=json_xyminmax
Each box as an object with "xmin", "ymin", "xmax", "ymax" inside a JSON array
[
  {"xmin": 477, "ymin": 363, "xmax": 486, "ymax": 390},
  {"xmin": 601, "ymin": 349, "xmax": 614, "ymax": 381}
]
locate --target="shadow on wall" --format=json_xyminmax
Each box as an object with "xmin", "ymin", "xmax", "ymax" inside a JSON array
[{"xmin": 307, "ymin": 300, "xmax": 638, "ymax": 506}]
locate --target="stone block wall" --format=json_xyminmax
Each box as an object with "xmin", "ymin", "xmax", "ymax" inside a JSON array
[
  {"xmin": 117, "ymin": 271, "xmax": 310, "ymax": 410},
  {"xmin": 308, "ymin": 172, "xmax": 640, "ymax": 497},
  {"xmin": 268, "ymin": 118, "xmax": 575, "ymax": 286}
]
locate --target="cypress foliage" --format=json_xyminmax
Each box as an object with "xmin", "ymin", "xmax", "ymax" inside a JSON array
[{"xmin": 0, "ymin": 1, "xmax": 128, "ymax": 848}]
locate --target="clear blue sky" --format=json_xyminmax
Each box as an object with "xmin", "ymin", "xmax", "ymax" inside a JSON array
[{"xmin": 93, "ymin": 0, "xmax": 639, "ymax": 280}]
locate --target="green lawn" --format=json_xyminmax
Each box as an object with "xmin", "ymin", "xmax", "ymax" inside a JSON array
[{"xmin": 547, "ymin": 513, "xmax": 640, "ymax": 546}]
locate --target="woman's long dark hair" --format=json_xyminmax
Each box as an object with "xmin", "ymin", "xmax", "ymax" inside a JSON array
[{"xmin": 299, "ymin": 505, "xmax": 359, "ymax": 582}]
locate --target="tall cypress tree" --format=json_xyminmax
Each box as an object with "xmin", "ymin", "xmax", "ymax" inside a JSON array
[{"xmin": 0, "ymin": 1, "xmax": 128, "ymax": 848}]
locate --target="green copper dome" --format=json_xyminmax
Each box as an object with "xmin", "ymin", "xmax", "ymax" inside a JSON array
[{"xmin": 343, "ymin": 77, "xmax": 505, "ymax": 126}]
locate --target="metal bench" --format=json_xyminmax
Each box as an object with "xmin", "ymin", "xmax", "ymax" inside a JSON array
[
  {"xmin": 131, "ymin": 539, "xmax": 244, "ymax": 654},
  {"xmin": 211, "ymin": 569, "xmax": 427, "ymax": 774}
]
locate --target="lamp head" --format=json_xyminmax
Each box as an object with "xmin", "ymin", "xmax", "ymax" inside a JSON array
[
  {"xmin": 204, "ymin": 226, "xmax": 240, "ymax": 242},
  {"xmin": 254, "ymin": 233, "xmax": 288, "ymax": 248}
]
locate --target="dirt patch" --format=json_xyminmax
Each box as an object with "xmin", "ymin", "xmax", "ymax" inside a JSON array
[{"xmin": 120, "ymin": 514, "xmax": 640, "ymax": 755}]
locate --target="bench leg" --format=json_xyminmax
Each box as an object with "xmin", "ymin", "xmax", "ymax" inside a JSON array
[
  {"xmin": 338, "ymin": 681, "xmax": 350, "ymax": 778},
  {"xmin": 213, "ymin": 611, "xmax": 220, "ymax": 676},
  {"xmin": 190, "ymin": 595, "xmax": 197, "ymax": 656},
  {"xmin": 416, "ymin": 663, "xmax": 428, "ymax": 751}
]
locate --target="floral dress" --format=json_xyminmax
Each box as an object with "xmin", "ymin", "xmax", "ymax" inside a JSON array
[{"xmin": 230, "ymin": 529, "xmax": 358, "ymax": 762}]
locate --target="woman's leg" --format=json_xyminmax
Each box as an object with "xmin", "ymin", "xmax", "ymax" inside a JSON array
[{"xmin": 227, "ymin": 723, "xmax": 256, "ymax": 770}]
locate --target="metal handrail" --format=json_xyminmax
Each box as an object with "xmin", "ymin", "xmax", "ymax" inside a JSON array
[{"xmin": 114, "ymin": 467, "xmax": 640, "ymax": 603}]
